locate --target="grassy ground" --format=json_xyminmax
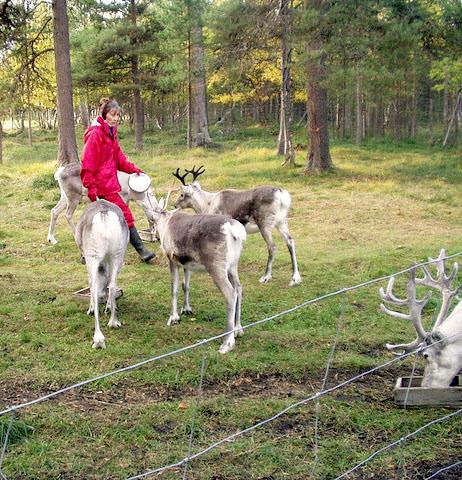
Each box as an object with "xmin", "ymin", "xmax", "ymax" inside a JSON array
[{"xmin": 1, "ymin": 125, "xmax": 462, "ymax": 479}]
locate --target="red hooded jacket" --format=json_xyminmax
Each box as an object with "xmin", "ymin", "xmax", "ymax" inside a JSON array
[{"xmin": 80, "ymin": 116, "xmax": 140, "ymax": 197}]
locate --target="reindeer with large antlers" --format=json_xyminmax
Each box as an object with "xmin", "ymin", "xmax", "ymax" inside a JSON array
[
  {"xmin": 380, "ymin": 249, "xmax": 462, "ymax": 387},
  {"xmin": 172, "ymin": 165, "xmax": 302, "ymax": 287}
]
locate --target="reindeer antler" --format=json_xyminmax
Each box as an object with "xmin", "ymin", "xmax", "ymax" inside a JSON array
[
  {"xmin": 416, "ymin": 249, "xmax": 460, "ymax": 329},
  {"xmin": 172, "ymin": 168, "xmax": 190, "ymax": 186},
  {"xmin": 164, "ymin": 182, "xmax": 180, "ymax": 210},
  {"xmin": 380, "ymin": 268, "xmax": 432, "ymax": 355},
  {"xmin": 185, "ymin": 165, "xmax": 205, "ymax": 182}
]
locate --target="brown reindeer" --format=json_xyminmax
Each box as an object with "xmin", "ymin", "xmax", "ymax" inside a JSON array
[{"xmin": 150, "ymin": 204, "xmax": 246, "ymax": 354}]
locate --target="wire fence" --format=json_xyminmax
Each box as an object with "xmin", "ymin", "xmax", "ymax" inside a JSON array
[
  {"xmin": 125, "ymin": 331, "xmax": 462, "ymax": 480},
  {"xmin": 424, "ymin": 460, "xmax": 462, "ymax": 480},
  {"xmin": 1, "ymin": 250, "xmax": 462, "ymax": 479}
]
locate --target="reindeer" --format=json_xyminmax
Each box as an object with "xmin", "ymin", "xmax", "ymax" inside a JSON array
[
  {"xmin": 47, "ymin": 163, "xmax": 158, "ymax": 244},
  {"xmin": 75, "ymin": 200, "xmax": 129, "ymax": 349},
  {"xmin": 151, "ymin": 206, "xmax": 246, "ymax": 354},
  {"xmin": 172, "ymin": 165, "xmax": 301, "ymax": 287},
  {"xmin": 380, "ymin": 249, "xmax": 462, "ymax": 387}
]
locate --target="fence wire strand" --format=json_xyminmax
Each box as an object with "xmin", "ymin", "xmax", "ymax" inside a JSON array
[
  {"xmin": 333, "ymin": 408, "xmax": 462, "ymax": 480},
  {"xmin": 311, "ymin": 297, "xmax": 345, "ymax": 477},
  {"xmin": 0, "ymin": 412, "xmax": 15, "ymax": 470},
  {"xmin": 424, "ymin": 460, "xmax": 462, "ymax": 480},
  {"xmin": 182, "ymin": 351, "xmax": 208, "ymax": 480},
  {"xmin": 396, "ymin": 352, "xmax": 419, "ymax": 479},
  {"xmin": 2, "ymin": 251, "xmax": 461, "ymax": 418}
]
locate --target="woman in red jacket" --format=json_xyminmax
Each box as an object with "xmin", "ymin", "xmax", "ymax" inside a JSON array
[{"xmin": 80, "ymin": 98, "xmax": 155, "ymax": 263}]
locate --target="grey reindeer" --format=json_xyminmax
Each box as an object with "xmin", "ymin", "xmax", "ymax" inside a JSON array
[
  {"xmin": 47, "ymin": 163, "xmax": 158, "ymax": 245},
  {"xmin": 151, "ymin": 204, "xmax": 246, "ymax": 354},
  {"xmin": 173, "ymin": 166, "xmax": 301, "ymax": 287},
  {"xmin": 75, "ymin": 200, "xmax": 129, "ymax": 349}
]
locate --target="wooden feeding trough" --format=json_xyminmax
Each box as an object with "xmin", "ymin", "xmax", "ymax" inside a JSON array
[
  {"xmin": 393, "ymin": 374, "xmax": 462, "ymax": 407},
  {"xmin": 73, "ymin": 287, "xmax": 123, "ymax": 303},
  {"xmin": 139, "ymin": 229, "xmax": 157, "ymax": 243}
]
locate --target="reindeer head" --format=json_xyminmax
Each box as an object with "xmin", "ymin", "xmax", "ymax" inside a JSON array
[
  {"xmin": 380, "ymin": 250, "xmax": 462, "ymax": 387},
  {"xmin": 172, "ymin": 165, "xmax": 205, "ymax": 210},
  {"xmin": 144, "ymin": 201, "xmax": 174, "ymax": 242}
]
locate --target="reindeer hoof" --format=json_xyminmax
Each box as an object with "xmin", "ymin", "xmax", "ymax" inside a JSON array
[
  {"xmin": 289, "ymin": 274, "xmax": 302, "ymax": 286},
  {"xmin": 219, "ymin": 342, "xmax": 235, "ymax": 354},
  {"xmin": 92, "ymin": 337, "xmax": 106, "ymax": 349},
  {"xmin": 47, "ymin": 237, "xmax": 58, "ymax": 245},
  {"xmin": 108, "ymin": 319, "xmax": 121, "ymax": 328},
  {"xmin": 167, "ymin": 315, "xmax": 180, "ymax": 326},
  {"xmin": 259, "ymin": 275, "xmax": 272, "ymax": 284},
  {"xmin": 181, "ymin": 307, "xmax": 193, "ymax": 315},
  {"xmin": 235, "ymin": 328, "xmax": 244, "ymax": 338},
  {"xmin": 86, "ymin": 307, "xmax": 94, "ymax": 315}
]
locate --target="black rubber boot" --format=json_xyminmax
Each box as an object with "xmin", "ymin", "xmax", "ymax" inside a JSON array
[{"xmin": 129, "ymin": 227, "xmax": 156, "ymax": 263}]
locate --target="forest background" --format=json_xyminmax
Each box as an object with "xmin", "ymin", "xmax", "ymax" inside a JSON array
[{"xmin": 1, "ymin": 0, "xmax": 462, "ymax": 166}]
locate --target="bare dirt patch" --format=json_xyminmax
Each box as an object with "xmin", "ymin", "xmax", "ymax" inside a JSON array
[{"xmin": 0, "ymin": 367, "xmax": 404, "ymax": 416}]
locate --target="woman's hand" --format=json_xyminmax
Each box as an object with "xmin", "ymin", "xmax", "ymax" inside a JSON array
[
  {"xmin": 88, "ymin": 187, "xmax": 97, "ymax": 202},
  {"xmin": 133, "ymin": 167, "xmax": 144, "ymax": 175}
]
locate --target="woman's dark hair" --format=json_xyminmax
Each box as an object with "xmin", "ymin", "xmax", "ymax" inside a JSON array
[{"xmin": 99, "ymin": 98, "xmax": 120, "ymax": 119}]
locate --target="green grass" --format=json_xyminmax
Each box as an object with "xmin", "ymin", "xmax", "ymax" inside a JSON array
[{"xmin": 1, "ymin": 126, "xmax": 462, "ymax": 479}]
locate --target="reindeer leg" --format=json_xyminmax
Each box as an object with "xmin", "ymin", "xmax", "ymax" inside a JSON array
[
  {"xmin": 181, "ymin": 268, "xmax": 193, "ymax": 315},
  {"xmin": 64, "ymin": 195, "xmax": 81, "ymax": 237},
  {"xmin": 210, "ymin": 268, "xmax": 237, "ymax": 354},
  {"xmin": 86, "ymin": 269, "xmax": 94, "ymax": 315},
  {"xmin": 47, "ymin": 193, "xmax": 68, "ymax": 244},
  {"xmin": 259, "ymin": 226, "xmax": 276, "ymax": 284},
  {"xmin": 228, "ymin": 267, "xmax": 243, "ymax": 337},
  {"xmin": 107, "ymin": 256, "xmax": 124, "ymax": 328},
  {"xmin": 277, "ymin": 219, "xmax": 302, "ymax": 286},
  {"xmin": 87, "ymin": 259, "xmax": 105, "ymax": 349},
  {"xmin": 167, "ymin": 260, "xmax": 181, "ymax": 325}
]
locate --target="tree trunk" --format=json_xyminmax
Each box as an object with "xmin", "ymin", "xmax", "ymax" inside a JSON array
[
  {"xmin": 394, "ymin": 89, "xmax": 402, "ymax": 141},
  {"xmin": 428, "ymin": 85, "xmax": 434, "ymax": 146},
  {"xmin": 376, "ymin": 102, "xmax": 384, "ymax": 138},
  {"xmin": 79, "ymin": 101, "xmax": 89, "ymax": 129},
  {"xmin": 188, "ymin": 10, "xmax": 211, "ymax": 148},
  {"xmin": 277, "ymin": 0, "xmax": 295, "ymax": 166},
  {"xmin": 443, "ymin": 92, "xmax": 461, "ymax": 147},
  {"xmin": 369, "ymin": 105, "xmax": 376, "ymax": 138},
  {"xmin": 187, "ymin": 30, "xmax": 192, "ymax": 147},
  {"xmin": 130, "ymin": 0, "xmax": 144, "ymax": 151},
  {"xmin": 304, "ymin": 35, "xmax": 332, "ymax": 173},
  {"xmin": 455, "ymin": 94, "xmax": 460, "ymax": 143},
  {"xmin": 52, "ymin": 0, "xmax": 79, "ymax": 166},
  {"xmin": 26, "ymin": 59, "xmax": 33, "ymax": 146},
  {"xmin": 443, "ymin": 65, "xmax": 449, "ymax": 131},
  {"xmin": 355, "ymin": 72, "xmax": 362, "ymax": 145},
  {"xmin": 0, "ymin": 119, "xmax": 3, "ymax": 165},
  {"xmin": 336, "ymin": 94, "xmax": 344, "ymax": 141},
  {"xmin": 23, "ymin": 13, "xmax": 33, "ymax": 147},
  {"xmin": 410, "ymin": 68, "xmax": 417, "ymax": 139}
]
